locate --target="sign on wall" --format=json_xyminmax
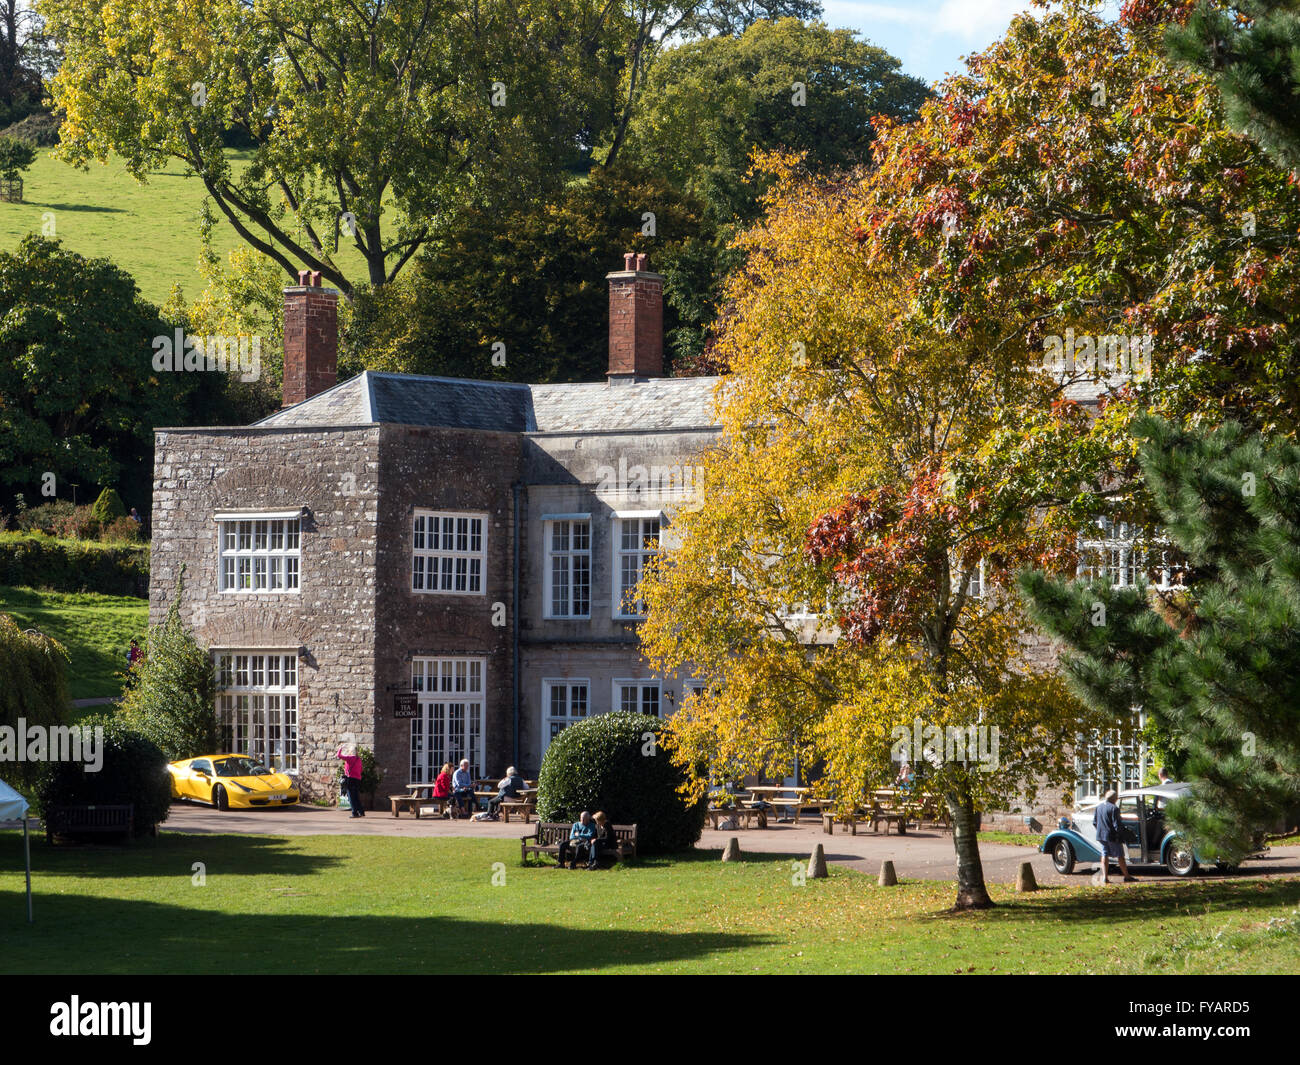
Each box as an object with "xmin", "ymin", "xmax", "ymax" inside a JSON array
[{"xmin": 393, "ymin": 692, "xmax": 419, "ymax": 718}]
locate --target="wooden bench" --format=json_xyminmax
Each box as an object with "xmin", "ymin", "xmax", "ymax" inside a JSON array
[
  {"xmin": 871, "ymin": 801, "xmax": 909, "ymax": 835},
  {"xmin": 45, "ymin": 804, "xmax": 135, "ymax": 843},
  {"xmin": 389, "ymin": 794, "xmax": 422, "ymax": 818},
  {"xmin": 707, "ymin": 806, "xmax": 767, "ymax": 829},
  {"xmin": 521, "ymin": 822, "xmax": 638, "ymax": 865},
  {"xmin": 499, "ymin": 799, "xmax": 535, "ymax": 823},
  {"xmin": 822, "ymin": 809, "xmax": 871, "ymax": 835}
]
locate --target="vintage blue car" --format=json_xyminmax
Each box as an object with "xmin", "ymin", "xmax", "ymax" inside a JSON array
[{"xmin": 1039, "ymin": 782, "xmax": 1227, "ymax": 878}]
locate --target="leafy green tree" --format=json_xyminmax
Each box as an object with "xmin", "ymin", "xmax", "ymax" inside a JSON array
[
  {"xmin": 90, "ymin": 487, "xmax": 125, "ymax": 524},
  {"xmin": 0, "ymin": 0, "xmax": 50, "ymax": 127},
  {"xmin": 118, "ymin": 575, "xmax": 219, "ymax": 762},
  {"xmin": 612, "ymin": 18, "xmax": 929, "ymax": 363},
  {"xmin": 1019, "ymin": 415, "xmax": 1300, "ymax": 863},
  {"xmin": 342, "ymin": 162, "xmax": 706, "ymax": 381},
  {"xmin": 0, "ymin": 611, "xmax": 70, "ymax": 788},
  {"xmin": 1161, "ymin": 0, "xmax": 1300, "ymax": 174},
  {"xmin": 41, "ymin": 0, "xmax": 637, "ymax": 294},
  {"xmin": 0, "ymin": 236, "xmax": 195, "ymax": 514},
  {"xmin": 0, "ymin": 133, "xmax": 34, "ymax": 181}
]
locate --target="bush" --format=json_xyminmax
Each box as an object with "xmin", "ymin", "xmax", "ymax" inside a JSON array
[
  {"xmin": 536, "ymin": 711, "xmax": 707, "ymax": 854},
  {"xmin": 0, "ymin": 613, "xmax": 72, "ymax": 790},
  {"xmin": 51, "ymin": 505, "xmax": 101, "ymax": 541},
  {"xmin": 36, "ymin": 715, "xmax": 171, "ymax": 837},
  {"xmin": 99, "ymin": 516, "xmax": 143, "ymax": 543},
  {"xmin": 0, "ymin": 533, "xmax": 149, "ymax": 596},
  {"xmin": 91, "ymin": 488, "xmax": 126, "ymax": 524},
  {"xmin": 13, "ymin": 501, "xmax": 77, "ymax": 535},
  {"xmin": 118, "ymin": 576, "xmax": 218, "ymax": 761},
  {"xmin": 0, "ymin": 110, "xmax": 61, "ymax": 147}
]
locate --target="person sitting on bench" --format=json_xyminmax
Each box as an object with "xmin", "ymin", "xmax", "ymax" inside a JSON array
[
  {"xmin": 587, "ymin": 811, "xmax": 617, "ymax": 869},
  {"xmin": 451, "ymin": 759, "xmax": 476, "ymax": 818},
  {"xmin": 432, "ymin": 762, "xmax": 454, "ymax": 818},
  {"xmin": 558, "ymin": 811, "xmax": 597, "ymax": 868},
  {"xmin": 488, "ymin": 767, "xmax": 526, "ymax": 817}
]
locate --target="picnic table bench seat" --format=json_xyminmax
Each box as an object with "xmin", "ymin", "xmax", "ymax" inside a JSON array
[{"xmin": 521, "ymin": 822, "xmax": 638, "ymax": 865}]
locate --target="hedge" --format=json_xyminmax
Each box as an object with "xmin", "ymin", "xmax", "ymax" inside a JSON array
[
  {"xmin": 537, "ymin": 711, "xmax": 707, "ymax": 854},
  {"xmin": 0, "ymin": 534, "xmax": 149, "ymax": 597}
]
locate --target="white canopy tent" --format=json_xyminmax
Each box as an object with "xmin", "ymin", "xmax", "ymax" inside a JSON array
[{"xmin": 0, "ymin": 779, "xmax": 33, "ymax": 922}]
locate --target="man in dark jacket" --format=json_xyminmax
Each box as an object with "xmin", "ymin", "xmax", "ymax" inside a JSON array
[
  {"xmin": 488, "ymin": 767, "xmax": 526, "ymax": 817},
  {"xmin": 1094, "ymin": 789, "xmax": 1134, "ymax": 884}
]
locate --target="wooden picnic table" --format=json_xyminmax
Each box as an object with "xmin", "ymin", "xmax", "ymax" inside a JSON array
[{"xmin": 743, "ymin": 786, "xmax": 833, "ymax": 824}]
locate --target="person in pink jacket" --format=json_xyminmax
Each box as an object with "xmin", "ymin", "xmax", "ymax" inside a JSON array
[{"xmin": 337, "ymin": 743, "xmax": 365, "ymax": 817}]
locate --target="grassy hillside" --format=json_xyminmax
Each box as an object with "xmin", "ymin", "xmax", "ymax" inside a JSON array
[
  {"xmin": 0, "ymin": 585, "xmax": 148, "ymax": 702},
  {"xmin": 0, "ymin": 148, "xmax": 373, "ymax": 308}
]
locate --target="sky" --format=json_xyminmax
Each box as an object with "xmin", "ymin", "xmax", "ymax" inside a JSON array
[{"xmin": 821, "ymin": 0, "xmax": 1119, "ymax": 87}]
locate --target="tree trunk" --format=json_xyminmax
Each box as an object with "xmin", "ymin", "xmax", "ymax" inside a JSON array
[{"xmin": 946, "ymin": 790, "xmax": 994, "ymax": 910}]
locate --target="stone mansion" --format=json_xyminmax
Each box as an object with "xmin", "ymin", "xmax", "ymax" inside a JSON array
[
  {"xmin": 149, "ymin": 254, "xmax": 719, "ymax": 801},
  {"xmin": 149, "ymin": 254, "xmax": 1154, "ymax": 813}
]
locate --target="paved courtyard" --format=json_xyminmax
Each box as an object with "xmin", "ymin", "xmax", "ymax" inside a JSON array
[{"xmin": 159, "ymin": 802, "xmax": 1300, "ymax": 887}]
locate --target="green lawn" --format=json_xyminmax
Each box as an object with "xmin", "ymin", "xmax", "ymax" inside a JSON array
[
  {"xmin": 1, "ymin": 832, "xmax": 1296, "ymax": 974},
  {"xmin": 977, "ymin": 830, "xmax": 1040, "ymax": 848},
  {"xmin": 0, "ymin": 585, "xmax": 148, "ymax": 702},
  {"xmin": 0, "ymin": 149, "xmax": 373, "ymax": 307}
]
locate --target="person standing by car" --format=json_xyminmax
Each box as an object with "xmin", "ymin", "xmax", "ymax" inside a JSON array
[
  {"xmin": 337, "ymin": 743, "xmax": 365, "ymax": 818},
  {"xmin": 1094, "ymin": 789, "xmax": 1133, "ymax": 884}
]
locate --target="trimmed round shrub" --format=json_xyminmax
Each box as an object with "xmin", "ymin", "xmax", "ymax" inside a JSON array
[
  {"xmin": 536, "ymin": 711, "xmax": 706, "ymax": 854},
  {"xmin": 91, "ymin": 488, "xmax": 126, "ymax": 524},
  {"xmin": 36, "ymin": 715, "xmax": 171, "ymax": 837}
]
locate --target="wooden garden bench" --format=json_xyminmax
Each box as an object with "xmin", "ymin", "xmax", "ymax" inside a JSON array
[
  {"xmin": 707, "ymin": 806, "xmax": 767, "ymax": 829},
  {"xmin": 520, "ymin": 822, "xmax": 638, "ymax": 864},
  {"xmin": 45, "ymin": 804, "xmax": 135, "ymax": 843},
  {"xmin": 499, "ymin": 799, "xmax": 535, "ymax": 823}
]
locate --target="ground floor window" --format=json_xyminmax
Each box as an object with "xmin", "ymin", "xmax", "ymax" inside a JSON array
[
  {"xmin": 215, "ymin": 651, "xmax": 299, "ymax": 773},
  {"xmin": 614, "ymin": 679, "xmax": 660, "ymax": 717},
  {"xmin": 410, "ymin": 657, "xmax": 486, "ymax": 782},
  {"xmin": 542, "ymin": 679, "xmax": 589, "ymax": 751},
  {"xmin": 1074, "ymin": 715, "xmax": 1148, "ymax": 800}
]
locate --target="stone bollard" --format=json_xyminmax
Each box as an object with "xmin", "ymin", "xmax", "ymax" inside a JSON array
[
  {"xmin": 721, "ymin": 837, "xmax": 741, "ymax": 862},
  {"xmin": 878, "ymin": 859, "xmax": 898, "ymax": 886},
  {"xmin": 1015, "ymin": 860, "xmax": 1038, "ymax": 892},
  {"xmin": 807, "ymin": 843, "xmax": 828, "ymax": 879}
]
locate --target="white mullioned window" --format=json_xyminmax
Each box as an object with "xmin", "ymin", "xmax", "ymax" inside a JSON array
[
  {"xmin": 1076, "ymin": 517, "xmax": 1183, "ymax": 590},
  {"xmin": 216, "ymin": 512, "xmax": 301, "ymax": 593},
  {"xmin": 544, "ymin": 516, "xmax": 591, "ymax": 618},
  {"xmin": 614, "ymin": 679, "xmax": 661, "ymax": 717},
  {"xmin": 614, "ymin": 512, "xmax": 661, "ymax": 618},
  {"xmin": 412, "ymin": 510, "xmax": 486, "ymax": 594},
  {"xmin": 410, "ymin": 657, "xmax": 486, "ymax": 782},
  {"xmin": 542, "ymin": 679, "xmax": 590, "ymax": 750},
  {"xmin": 215, "ymin": 651, "xmax": 299, "ymax": 773}
]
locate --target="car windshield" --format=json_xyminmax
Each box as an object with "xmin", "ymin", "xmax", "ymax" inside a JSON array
[{"xmin": 214, "ymin": 757, "xmax": 270, "ymax": 777}]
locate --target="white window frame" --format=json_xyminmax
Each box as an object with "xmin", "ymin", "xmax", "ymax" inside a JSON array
[
  {"xmin": 216, "ymin": 512, "xmax": 302, "ymax": 594},
  {"xmin": 214, "ymin": 650, "xmax": 299, "ymax": 774},
  {"xmin": 542, "ymin": 678, "xmax": 591, "ymax": 753},
  {"xmin": 1077, "ymin": 517, "xmax": 1183, "ymax": 591},
  {"xmin": 612, "ymin": 511, "xmax": 662, "ymax": 619},
  {"xmin": 543, "ymin": 514, "xmax": 592, "ymax": 619},
  {"xmin": 412, "ymin": 510, "xmax": 487, "ymax": 596},
  {"xmin": 613, "ymin": 678, "xmax": 661, "ymax": 717},
  {"xmin": 410, "ymin": 657, "xmax": 487, "ymax": 782}
]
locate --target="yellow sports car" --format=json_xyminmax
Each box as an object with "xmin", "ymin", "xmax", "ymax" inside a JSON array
[{"xmin": 168, "ymin": 754, "xmax": 299, "ymax": 810}]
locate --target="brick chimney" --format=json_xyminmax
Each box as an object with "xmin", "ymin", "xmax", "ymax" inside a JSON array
[
  {"xmin": 282, "ymin": 270, "xmax": 338, "ymax": 407},
  {"xmin": 606, "ymin": 251, "xmax": 663, "ymax": 382}
]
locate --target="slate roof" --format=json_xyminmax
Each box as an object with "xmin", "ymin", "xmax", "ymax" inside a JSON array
[{"xmin": 254, "ymin": 371, "xmax": 723, "ymax": 433}]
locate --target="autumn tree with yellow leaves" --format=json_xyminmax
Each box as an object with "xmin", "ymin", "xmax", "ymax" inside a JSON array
[{"xmin": 639, "ymin": 156, "xmax": 1112, "ymax": 909}]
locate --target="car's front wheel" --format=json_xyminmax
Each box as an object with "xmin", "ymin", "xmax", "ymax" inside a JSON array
[
  {"xmin": 1166, "ymin": 838, "xmax": 1197, "ymax": 877},
  {"xmin": 1052, "ymin": 838, "xmax": 1076, "ymax": 875},
  {"xmin": 212, "ymin": 784, "xmax": 229, "ymax": 811}
]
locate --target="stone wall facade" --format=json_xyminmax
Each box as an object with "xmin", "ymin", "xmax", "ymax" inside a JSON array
[{"xmin": 150, "ymin": 425, "xmax": 379, "ymax": 802}]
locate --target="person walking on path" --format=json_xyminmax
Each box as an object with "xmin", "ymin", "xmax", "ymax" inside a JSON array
[
  {"xmin": 338, "ymin": 742, "xmax": 366, "ymax": 817},
  {"xmin": 1094, "ymin": 788, "xmax": 1134, "ymax": 884}
]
